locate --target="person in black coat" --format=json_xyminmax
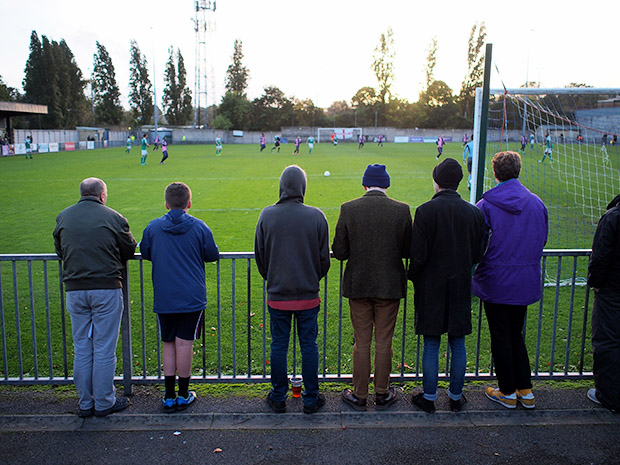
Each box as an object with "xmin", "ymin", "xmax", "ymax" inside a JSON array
[
  {"xmin": 408, "ymin": 159, "xmax": 487, "ymax": 413},
  {"xmin": 587, "ymin": 194, "xmax": 620, "ymax": 412}
]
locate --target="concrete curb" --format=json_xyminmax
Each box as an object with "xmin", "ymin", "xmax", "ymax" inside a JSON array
[{"xmin": 2, "ymin": 409, "xmax": 619, "ymax": 432}]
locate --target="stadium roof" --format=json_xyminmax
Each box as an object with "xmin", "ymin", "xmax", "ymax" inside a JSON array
[{"xmin": 0, "ymin": 101, "xmax": 48, "ymax": 117}]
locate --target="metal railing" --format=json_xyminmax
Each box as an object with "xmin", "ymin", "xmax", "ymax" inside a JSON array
[{"xmin": 0, "ymin": 250, "xmax": 594, "ymax": 394}]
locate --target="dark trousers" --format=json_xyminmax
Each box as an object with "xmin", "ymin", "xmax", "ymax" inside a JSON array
[
  {"xmin": 484, "ymin": 302, "xmax": 532, "ymax": 395},
  {"xmin": 268, "ymin": 306, "xmax": 320, "ymax": 407}
]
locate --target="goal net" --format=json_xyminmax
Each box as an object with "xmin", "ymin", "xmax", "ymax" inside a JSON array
[
  {"xmin": 474, "ymin": 88, "xmax": 620, "ymax": 251},
  {"xmin": 317, "ymin": 127, "xmax": 363, "ymax": 143}
]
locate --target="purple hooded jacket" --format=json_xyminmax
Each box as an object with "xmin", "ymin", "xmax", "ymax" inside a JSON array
[{"xmin": 472, "ymin": 178, "xmax": 548, "ymax": 305}]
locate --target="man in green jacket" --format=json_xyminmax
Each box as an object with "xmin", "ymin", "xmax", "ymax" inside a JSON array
[
  {"xmin": 332, "ymin": 164, "xmax": 412, "ymax": 410},
  {"xmin": 54, "ymin": 177, "xmax": 137, "ymax": 418}
]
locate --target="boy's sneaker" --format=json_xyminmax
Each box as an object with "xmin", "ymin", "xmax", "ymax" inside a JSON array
[
  {"xmin": 485, "ymin": 387, "xmax": 517, "ymax": 409},
  {"xmin": 176, "ymin": 391, "xmax": 196, "ymax": 411},
  {"xmin": 516, "ymin": 389, "xmax": 536, "ymax": 409},
  {"xmin": 162, "ymin": 397, "xmax": 177, "ymax": 413},
  {"xmin": 587, "ymin": 388, "xmax": 601, "ymax": 405}
]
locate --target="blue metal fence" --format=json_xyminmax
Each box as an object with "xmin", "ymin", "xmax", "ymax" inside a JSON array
[{"xmin": 0, "ymin": 250, "xmax": 594, "ymax": 394}]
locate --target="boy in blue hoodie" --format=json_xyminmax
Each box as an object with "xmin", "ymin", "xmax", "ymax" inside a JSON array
[{"xmin": 140, "ymin": 182, "xmax": 219, "ymax": 412}]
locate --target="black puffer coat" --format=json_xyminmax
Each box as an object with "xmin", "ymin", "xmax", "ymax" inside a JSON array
[{"xmin": 588, "ymin": 194, "xmax": 620, "ymax": 411}]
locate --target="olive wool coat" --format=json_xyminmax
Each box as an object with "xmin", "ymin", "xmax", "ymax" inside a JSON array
[
  {"xmin": 408, "ymin": 189, "xmax": 487, "ymax": 337},
  {"xmin": 332, "ymin": 190, "xmax": 412, "ymax": 300}
]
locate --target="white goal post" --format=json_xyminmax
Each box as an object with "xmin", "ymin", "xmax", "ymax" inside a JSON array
[{"xmin": 317, "ymin": 127, "xmax": 363, "ymax": 143}]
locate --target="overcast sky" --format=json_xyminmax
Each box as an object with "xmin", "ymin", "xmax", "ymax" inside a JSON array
[{"xmin": 1, "ymin": 0, "xmax": 618, "ymax": 110}]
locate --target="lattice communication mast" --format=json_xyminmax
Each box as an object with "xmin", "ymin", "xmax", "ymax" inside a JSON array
[{"xmin": 193, "ymin": 0, "xmax": 216, "ymax": 128}]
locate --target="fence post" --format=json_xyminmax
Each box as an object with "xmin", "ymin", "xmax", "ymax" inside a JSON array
[{"xmin": 121, "ymin": 263, "xmax": 133, "ymax": 395}]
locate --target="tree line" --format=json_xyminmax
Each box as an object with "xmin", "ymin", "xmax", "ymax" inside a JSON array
[{"xmin": 4, "ymin": 25, "xmax": 490, "ymax": 130}]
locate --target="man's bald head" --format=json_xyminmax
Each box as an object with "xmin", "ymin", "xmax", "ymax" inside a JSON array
[{"xmin": 80, "ymin": 178, "xmax": 107, "ymax": 204}]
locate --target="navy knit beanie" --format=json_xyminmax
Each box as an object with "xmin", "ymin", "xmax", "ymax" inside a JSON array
[
  {"xmin": 362, "ymin": 164, "xmax": 390, "ymax": 188},
  {"xmin": 432, "ymin": 158, "xmax": 463, "ymax": 190}
]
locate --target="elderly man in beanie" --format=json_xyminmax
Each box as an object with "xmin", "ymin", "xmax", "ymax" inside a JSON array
[
  {"xmin": 332, "ymin": 164, "xmax": 412, "ymax": 410},
  {"xmin": 408, "ymin": 158, "xmax": 487, "ymax": 413}
]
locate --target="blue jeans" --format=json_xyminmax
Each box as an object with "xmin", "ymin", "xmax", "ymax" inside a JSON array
[
  {"xmin": 422, "ymin": 335, "xmax": 466, "ymax": 401},
  {"xmin": 66, "ymin": 289, "xmax": 123, "ymax": 411},
  {"xmin": 268, "ymin": 306, "xmax": 320, "ymax": 407}
]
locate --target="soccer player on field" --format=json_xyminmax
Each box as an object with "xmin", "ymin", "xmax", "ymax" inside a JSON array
[
  {"xmin": 529, "ymin": 131, "xmax": 535, "ymax": 150},
  {"xmin": 463, "ymin": 135, "xmax": 474, "ymax": 190},
  {"xmin": 271, "ymin": 135, "xmax": 281, "ymax": 153},
  {"xmin": 435, "ymin": 134, "xmax": 445, "ymax": 160},
  {"xmin": 359, "ymin": 134, "xmax": 365, "ymax": 149},
  {"xmin": 215, "ymin": 135, "xmax": 223, "ymax": 156},
  {"xmin": 160, "ymin": 136, "xmax": 169, "ymax": 164},
  {"xmin": 331, "ymin": 132, "xmax": 337, "ymax": 148},
  {"xmin": 153, "ymin": 135, "xmax": 160, "ymax": 151},
  {"xmin": 126, "ymin": 136, "xmax": 131, "ymax": 154},
  {"xmin": 307, "ymin": 135, "xmax": 314, "ymax": 154},
  {"xmin": 377, "ymin": 134, "xmax": 384, "ymax": 147},
  {"xmin": 293, "ymin": 136, "xmax": 301, "ymax": 155},
  {"xmin": 520, "ymin": 134, "xmax": 527, "ymax": 153},
  {"xmin": 260, "ymin": 133, "xmax": 266, "ymax": 152},
  {"xmin": 25, "ymin": 135, "xmax": 33, "ymax": 159},
  {"xmin": 140, "ymin": 134, "xmax": 149, "ymax": 165},
  {"xmin": 539, "ymin": 132, "xmax": 553, "ymax": 163}
]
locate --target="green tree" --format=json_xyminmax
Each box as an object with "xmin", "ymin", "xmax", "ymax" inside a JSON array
[
  {"xmin": 351, "ymin": 86, "xmax": 378, "ymax": 127},
  {"xmin": 22, "ymin": 32, "xmax": 45, "ymax": 104},
  {"xmin": 162, "ymin": 47, "xmax": 193, "ymax": 126},
  {"xmin": 0, "ymin": 75, "xmax": 21, "ymax": 101},
  {"xmin": 423, "ymin": 37, "xmax": 438, "ymax": 100},
  {"xmin": 217, "ymin": 91, "xmax": 252, "ymax": 129},
  {"xmin": 92, "ymin": 41, "xmax": 123, "ymax": 125},
  {"xmin": 458, "ymin": 22, "xmax": 486, "ymax": 119},
  {"xmin": 371, "ymin": 27, "xmax": 395, "ymax": 106},
  {"xmin": 22, "ymin": 32, "xmax": 87, "ymax": 128},
  {"xmin": 128, "ymin": 39, "xmax": 154, "ymax": 126},
  {"xmin": 225, "ymin": 39, "xmax": 250, "ymax": 95},
  {"xmin": 249, "ymin": 86, "xmax": 293, "ymax": 131},
  {"xmin": 176, "ymin": 51, "xmax": 193, "ymax": 124}
]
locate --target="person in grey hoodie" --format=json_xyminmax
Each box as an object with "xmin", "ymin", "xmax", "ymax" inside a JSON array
[{"xmin": 254, "ymin": 165, "xmax": 331, "ymax": 414}]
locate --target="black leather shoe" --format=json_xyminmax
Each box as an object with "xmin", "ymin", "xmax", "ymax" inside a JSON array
[
  {"xmin": 449, "ymin": 394, "xmax": 467, "ymax": 412},
  {"xmin": 94, "ymin": 397, "xmax": 130, "ymax": 417},
  {"xmin": 412, "ymin": 393, "xmax": 435, "ymax": 413},
  {"xmin": 303, "ymin": 393, "xmax": 326, "ymax": 414},
  {"xmin": 266, "ymin": 393, "xmax": 286, "ymax": 413},
  {"xmin": 375, "ymin": 387, "xmax": 397, "ymax": 410},
  {"xmin": 78, "ymin": 407, "xmax": 94, "ymax": 418},
  {"xmin": 342, "ymin": 388, "xmax": 367, "ymax": 411}
]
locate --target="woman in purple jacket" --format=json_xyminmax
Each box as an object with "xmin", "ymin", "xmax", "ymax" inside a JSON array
[{"xmin": 472, "ymin": 151, "xmax": 548, "ymax": 409}]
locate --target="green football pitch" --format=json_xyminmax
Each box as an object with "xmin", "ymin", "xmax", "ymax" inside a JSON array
[
  {"xmin": 0, "ymin": 141, "xmax": 599, "ymax": 378},
  {"xmin": 0, "ymin": 141, "xmax": 472, "ymax": 254}
]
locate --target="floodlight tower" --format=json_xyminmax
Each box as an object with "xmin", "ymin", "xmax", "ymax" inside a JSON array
[{"xmin": 193, "ymin": 0, "xmax": 216, "ymax": 128}]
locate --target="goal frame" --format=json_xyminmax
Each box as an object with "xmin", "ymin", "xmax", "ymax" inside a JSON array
[{"xmin": 317, "ymin": 127, "xmax": 363, "ymax": 143}]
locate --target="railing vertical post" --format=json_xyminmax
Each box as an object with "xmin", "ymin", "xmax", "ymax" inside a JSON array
[{"xmin": 121, "ymin": 263, "xmax": 133, "ymax": 396}]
